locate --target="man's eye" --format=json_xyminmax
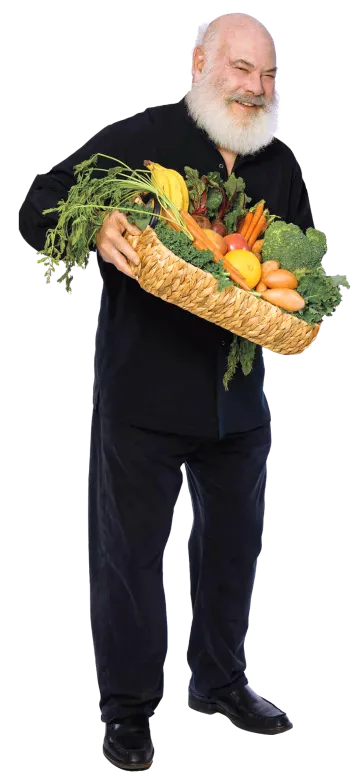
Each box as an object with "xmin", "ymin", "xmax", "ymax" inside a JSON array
[{"xmin": 235, "ymin": 67, "xmax": 275, "ymax": 78}]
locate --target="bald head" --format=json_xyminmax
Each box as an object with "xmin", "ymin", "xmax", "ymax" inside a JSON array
[{"xmin": 199, "ymin": 13, "xmax": 275, "ymax": 57}]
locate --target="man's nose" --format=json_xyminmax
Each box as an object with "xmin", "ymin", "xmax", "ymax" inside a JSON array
[{"xmin": 242, "ymin": 71, "xmax": 264, "ymax": 96}]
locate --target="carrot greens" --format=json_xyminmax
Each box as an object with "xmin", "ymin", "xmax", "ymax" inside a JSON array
[{"xmin": 36, "ymin": 153, "xmax": 193, "ymax": 292}]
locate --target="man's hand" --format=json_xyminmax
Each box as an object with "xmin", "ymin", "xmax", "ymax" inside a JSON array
[{"xmin": 95, "ymin": 211, "xmax": 142, "ymax": 278}]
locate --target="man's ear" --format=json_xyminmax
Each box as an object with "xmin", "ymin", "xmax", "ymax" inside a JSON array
[{"xmin": 192, "ymin": 45, "xmax": 205, "ymax": 81}]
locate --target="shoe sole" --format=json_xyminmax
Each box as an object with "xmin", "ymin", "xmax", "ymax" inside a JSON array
[
  {"xmin": 188, "ymin": 693, "xmax": 293, "ymax": 735},
  {"xmin": 103, "ymin": 745, "xmax": 154, "ymax": 771}
]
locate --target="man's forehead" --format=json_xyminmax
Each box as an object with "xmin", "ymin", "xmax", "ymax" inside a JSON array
[
  {"xmin": 223, "ymin": 28, "xmax": 275, "ymax": 54},
  {"xmin": 222, "ymin": 32, "xmax": 277, "ymax": 71}
]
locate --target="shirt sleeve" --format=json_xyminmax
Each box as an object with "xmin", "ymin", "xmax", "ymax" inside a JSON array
[
  {"xmin": 286, "ymin": 161, "xmax": 314, "ymax": 231},
  {"xmin": 18, "ymin": 117, "xmax": 147, "ymax": 253}
]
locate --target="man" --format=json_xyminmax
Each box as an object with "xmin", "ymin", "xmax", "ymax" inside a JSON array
[{"xmin": 19, "ymin": 13, "xmax": 313, "ymax": 772}]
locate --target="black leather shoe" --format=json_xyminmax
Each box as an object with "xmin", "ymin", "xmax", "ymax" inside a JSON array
[
  {"xmin": 189, "ymin": 682, "xmax": 293, "ymax": 735},
  {"xmin": 103, "ymin": 715, "xmax": 154, "ymax": 771}
]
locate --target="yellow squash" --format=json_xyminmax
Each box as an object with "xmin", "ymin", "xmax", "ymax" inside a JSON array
[{"xmin": 145, "ymin": 161, "xmax": 189, "ymax": 211}]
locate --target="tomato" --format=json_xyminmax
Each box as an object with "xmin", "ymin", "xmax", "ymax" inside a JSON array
[{"xmin": 223, "ymin": 233, "xmax": 250, "ymax": 252}]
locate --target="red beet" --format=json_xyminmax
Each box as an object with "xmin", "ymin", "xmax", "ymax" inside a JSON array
[{"xmin": 211, "ymin": 220, "xmax": 227, "ymax": 237}]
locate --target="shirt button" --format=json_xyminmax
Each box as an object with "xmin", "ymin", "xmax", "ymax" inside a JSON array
[
  {"xmin": 221, "ymin": 340, "xmax": 226, "ymax": 346},
  {"xmin": 219, "ymin": 163, "xmax": 224, "ymax": 169}
]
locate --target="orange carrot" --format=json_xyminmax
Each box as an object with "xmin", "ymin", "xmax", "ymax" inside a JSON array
[
  {"xmin": 193, "ymin": 239, "xmax": 207, "ymax": 251},
  {"xmin": 244, "ymin": 200, "xmax": 265, "ymax": 241},
  {"xmin": 159, "ymin": 207, "xmax": 181, "ymax": 230},
  {"xmin": 181, "ymin": 209, "xmax": 211, "ymax": 238},
  {"xmin": 248, "ymin": 215, "xmax": 267, "ymax": 249},
  {"xmin": 239, "ymin": 211, "xmax": 253, "ymax": 239},
  {"xmin": 180, "ymin": 210, "xmax": 224, "ymax": 261},
  {"xmin": 237, "ymin": 216, "xmax": 246, "ymax": 234},
  {"xmin": 223, "ymin": 259, "xmax": 252, "ymax": 291}
]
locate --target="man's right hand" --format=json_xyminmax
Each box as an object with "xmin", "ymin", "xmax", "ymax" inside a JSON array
[{"xmin": 95, "ymin": 210, "xmax": 142, "ymax": 278}]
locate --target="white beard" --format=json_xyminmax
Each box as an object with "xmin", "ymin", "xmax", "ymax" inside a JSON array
[{"xmin": 185, "ymin": 73, "xmax": 279, "ymax": 156}]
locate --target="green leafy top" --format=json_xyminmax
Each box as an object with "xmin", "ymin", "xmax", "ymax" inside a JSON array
[
  {"xmin": 36, "ymin": 153, "xmax": 193, "ymax": 292},
  {"xmin": 206, "ymin": 189, "xmax": 223, "ymax": 220},
  {"xmin": 183, "ymin": 167, "xmax": 206, "ymax": 211},
  {"xmin": 183, "ymin": 166, "xmax": 251, "ymax": 232}
]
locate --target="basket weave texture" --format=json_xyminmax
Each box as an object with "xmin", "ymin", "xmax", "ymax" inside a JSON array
[{"xmin": 125, "ymin": 226, "xmax": 320, "ymax": 355}]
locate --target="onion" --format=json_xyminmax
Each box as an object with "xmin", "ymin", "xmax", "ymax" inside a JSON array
[{"xmin": 211, "ymin": 220, "xmax": 227, "ymax": 237}]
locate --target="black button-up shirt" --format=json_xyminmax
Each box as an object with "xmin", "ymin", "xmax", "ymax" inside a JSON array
[{"xmin": 19, "ymin": 96, "xmax": 314, "ymax": 438}]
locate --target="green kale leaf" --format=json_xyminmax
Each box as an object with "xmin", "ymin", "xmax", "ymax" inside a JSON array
[
  {"xmin": 296, "ymin": 272, "xmax": 350, "ymax": 325},
  {"xmin": 121, "ymin": 201, "xmax": 153, "ymax": 231}
]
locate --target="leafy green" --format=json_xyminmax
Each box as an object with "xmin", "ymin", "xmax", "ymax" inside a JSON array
[
  {"xmin": 239, "ymin": 336, "xmax": 258, "ymax": 375},
  {"xmin": 204, "ymin": 171, "xmax": 223, "ymax": 186},
  {"xmin": 206, "ymin": 188, "xmax": 224, "ymax": 219},
  {"xmin": 183, "ymin": 167, "xmax": 206, "ymax": 212},
  {"xmin": 36, "ymin": 153, "xmax": 193, "ymax": 291},
  {"xmin": 223, "ymin": 336, "xmax": 241, "ymax": 390},
  {"xmin": 296, "ymin": 272, "xmax": 350, "ymax": 325},
  {"xmin": 223, "ymin": 173, "xmax": 250, "ymax": 232},
  {"xmin": 223, "ymin": 172, "xmax": 240, "ymax": 200},
  {"xmin": 223, "ymin": 335, "xmax": 257, "ymax": 389},
  {"xmin": 223, "ymin": 190, "xmax": 249, "ymax": 233},
  {"xmin": 262, "ymin": 221, "xmax": 327, "ymax": 278},
  {"xmin": 184, "ymin": 166, "xmax": 251, "ymax": 231},
  {"xmin": 121, "ymin": 201, "xmax": 153, "ymax": 230}
]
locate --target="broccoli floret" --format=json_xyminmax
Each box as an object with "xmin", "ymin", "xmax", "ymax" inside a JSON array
[
  {"xmin": 262, "ymin": 221, "xmax": 327, "ymax": 279},
  {"xmin": 306, "ymin": 227, "xmax": 327, "ymax": 266}
]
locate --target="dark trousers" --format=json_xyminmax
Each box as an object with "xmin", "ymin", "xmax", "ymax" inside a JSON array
[{"xmin": 88, "ymin": 406, "xmax": 271, "ymax": 723}]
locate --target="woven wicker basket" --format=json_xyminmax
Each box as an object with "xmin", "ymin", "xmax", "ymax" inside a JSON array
[{"xmin": 125, "ymin": 226, "xmax": 320, "ymax": 355}]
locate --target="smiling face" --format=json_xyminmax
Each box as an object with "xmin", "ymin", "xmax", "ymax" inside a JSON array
[
  {"xmin": 185, "ymin": 17, "xmax": 279, "ymax": 155},
  {"xmin": 218, "ymin": 28, "xmax": 277, "ymax": 117}
]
